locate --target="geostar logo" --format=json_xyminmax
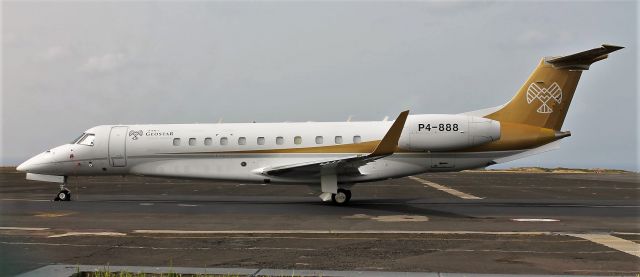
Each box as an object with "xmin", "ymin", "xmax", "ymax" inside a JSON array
[
  {"xmin": 526, "ymin": 82, "xmax": 562, "ymax": 114},
  {"xmin": 129, "ymin": 130, "xmax": 143, "ymax": 140}
]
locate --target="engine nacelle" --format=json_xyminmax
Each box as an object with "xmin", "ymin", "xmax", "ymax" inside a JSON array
[{"xmin": 399, "ymin": 114, "xmax": 501, "ymax": 151}]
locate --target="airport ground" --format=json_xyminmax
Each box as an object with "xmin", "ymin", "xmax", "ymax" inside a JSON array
[{"xmin": 0, "ymin": 168, "xmax": 638, "ymax": 276}]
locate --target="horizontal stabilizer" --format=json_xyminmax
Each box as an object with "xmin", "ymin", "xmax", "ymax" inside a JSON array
[
  {"xmin": 493, "ymin": 140, "xmax": 562, "ymax": 164},
  {"xmin": 546, "ymin": 44, "xmax": 624, "ymax": 70}
]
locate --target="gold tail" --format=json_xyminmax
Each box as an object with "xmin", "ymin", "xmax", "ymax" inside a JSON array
[{"xmin": 485, "ymin": 44, "xmax": 623, "ymax": 130}]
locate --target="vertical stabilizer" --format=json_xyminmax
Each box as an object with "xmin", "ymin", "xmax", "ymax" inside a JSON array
[{"xmin": 485, "ymin": 44, "xmax": 623, "ymax": 130}]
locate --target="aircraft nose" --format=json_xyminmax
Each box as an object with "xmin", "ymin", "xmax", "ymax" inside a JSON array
[
  {"xmin": 16, "ymin": 151, "xmax": 51, "ymax": 173},
  {"xmin": 16, "ymin": 158, "xmax": 35, "ymax": 172}
]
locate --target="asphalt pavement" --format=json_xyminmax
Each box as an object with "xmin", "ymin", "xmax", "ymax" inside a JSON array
[{"xmin": 1, "ymin": 168, "xmax": 638, "ymax": 276}]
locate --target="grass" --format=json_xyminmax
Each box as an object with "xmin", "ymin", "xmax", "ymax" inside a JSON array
[{"xmin": 73, "ymin": 264, "xmax": 315, "ymax": 277}]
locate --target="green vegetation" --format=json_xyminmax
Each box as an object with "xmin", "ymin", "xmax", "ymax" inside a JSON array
[
  {"xmin": 73, "ymin": 265, "xmax": 313, "ymax": 277},
  {"xmin": 75, "ymin": 272, "xmax": 243, "ymax": 277}
]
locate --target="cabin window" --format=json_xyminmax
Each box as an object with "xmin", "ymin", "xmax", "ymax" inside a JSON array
[
  {"xmin": 173, "ymin": 138, "xmax": 181, "ymax": 146},
  {"xmin": 335, "ymin": 136, "xmax": 343, "ymax": 144},
  {"xmin": 220, "ymin": 137, "xmax": 228, "ymax": 145},
  {"xmin": 238, "ymin": 137, "xmax": 247, "ymax": 145},
  {"xmin": 189, "ymin": 138, "xmax": 196, "ymax": 146},
  {"xmin": 353, "ymin": 135, "xmax": 362, "ymax": 143},
  {"xmin": 204, "ymin": 137, "xmax": 212, "ymax": 146},
  {"xmin": 315, "ymin": 136, "xmax": 323, "ymax": 144},
  {"xmin": 294, "ymin": 136, "xmax": 302, "ymax": 145},
  {"xmin": 276, "ymin": 136, "xmax": 284, "ymax": 145},
  {"xmin": 257, "ymin": 137, "xmax": 265, "ymax": 145},
  {"xmin": 78, "ymin": 134, "xmax": 95, "ymax": 146}
]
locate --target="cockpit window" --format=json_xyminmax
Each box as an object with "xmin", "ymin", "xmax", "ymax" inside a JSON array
[
  {"xmin": 71, "ymin": 133, "xmax": 86, "ymax": 144},
  {"xmin": 77, "ymin": 134, "xmax": 95, "ymax": 146}
]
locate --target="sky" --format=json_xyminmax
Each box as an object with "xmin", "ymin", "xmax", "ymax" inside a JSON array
[{"xmin": 1, "ymin": 1, "xmax": 638, "ymax": 170}]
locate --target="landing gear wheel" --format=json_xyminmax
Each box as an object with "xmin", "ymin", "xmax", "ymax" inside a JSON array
[
  {"xmin": 331, "ymin": 189, "xmax": 351, "ymax": 205},
  {"xmin": 54, "ymin": 189, "xmax": 71, "ymax": 201}
]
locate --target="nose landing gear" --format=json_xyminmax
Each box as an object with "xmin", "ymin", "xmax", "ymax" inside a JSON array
[{"xmin": 54, "ymin": 184, "xmax": 71, "ymax": 201}]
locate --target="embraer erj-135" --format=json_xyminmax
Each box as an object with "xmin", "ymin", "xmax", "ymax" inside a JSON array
[{"xmin": 17, "ymin": 44, "xmax": 623, "ymax": 204}]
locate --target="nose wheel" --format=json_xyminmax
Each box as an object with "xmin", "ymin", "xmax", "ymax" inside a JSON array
[
  {"xmin": 54, "ymin": 184, "xmax": 71, "ymax": 201},
  {"xmin": 331, "ymin": 189, "xmax": 352, "ymax": 205}
]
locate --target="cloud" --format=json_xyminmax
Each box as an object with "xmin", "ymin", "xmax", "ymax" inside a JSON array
[
  {"xmin": 38, "ymin": 46, "xmax": 69, "ymax": 61},
  {"xmin": 80, "ymin": 53, "xmax": 127, "ymax": 73}
]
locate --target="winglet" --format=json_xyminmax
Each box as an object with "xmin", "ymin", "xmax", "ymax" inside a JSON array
[{"xmin": 370, "ymin": 110, "xmax": 409, "ymax": 156}]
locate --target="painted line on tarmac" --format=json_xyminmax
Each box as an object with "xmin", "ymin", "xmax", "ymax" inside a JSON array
[
  {"xmin": 48, "ymin": 232, "xmax": 127, "ymax": 238},
  {"xmin": 612, "ymin": 232, "xmax": 640, "ymax": 236},
  {"xmin": 568, "ymin": 233, "xmax": 640, "ymax": 258},
  {"xmin": 0, "ymin": 241, "xmax": 314, "ymax": 251},
  {"xmin": 132, "ymin": 229, "xmax": 551, "ymax": 235},
  {"xmin": 1, "ymin": 198, "xmax": 51, "ymax": 202},
  {"xmin": 0, "ymin": 226, "xmax": 50, "ymax": 231},
  {"xmin": 512, "ymin": 218, "xmax": 560, "ymax": 222},
  {"xmin": 408, "ymin": 176, "xmax": 483, "ymax": 199},
  {"xmin": 177, "ymin": 204, "xmax": 199, "ymax": 207}
]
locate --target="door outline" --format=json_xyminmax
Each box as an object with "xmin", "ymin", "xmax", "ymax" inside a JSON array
[{"xmin": 108, "ymin": 126, "xmax": 128, "ymax": 167}]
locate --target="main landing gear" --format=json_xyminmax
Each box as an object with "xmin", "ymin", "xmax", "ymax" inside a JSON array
[
  {"xmin": 331, "ymin": 189, "xmax": 352, "ymax": 205},
  {"xmin": 54, "ymin": 184, "xmax": 71, "ymax": 201}
]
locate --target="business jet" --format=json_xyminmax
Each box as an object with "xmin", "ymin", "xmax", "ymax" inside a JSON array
[{"xmin": 17, "ymin": 44, "xmax": 623, "ymax": 204}]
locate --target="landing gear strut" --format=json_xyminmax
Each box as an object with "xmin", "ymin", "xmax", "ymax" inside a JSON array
[
  {"xmin": 54, "ymin": 184, "xmax": 71, "ymax": 201},
  {"xmin": 331, "ymin": 189, "xmax": 352, "ymax": 205}
]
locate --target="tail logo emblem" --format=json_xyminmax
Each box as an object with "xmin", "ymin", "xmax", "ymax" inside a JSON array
[{"xmin": 526, "ymin": 82, "xmax": 562, "ymax": 113}]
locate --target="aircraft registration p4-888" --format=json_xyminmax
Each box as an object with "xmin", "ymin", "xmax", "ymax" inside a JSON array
[{"xmin": 17, "ymin": 44, "xmax": 623, "ymax": 204}]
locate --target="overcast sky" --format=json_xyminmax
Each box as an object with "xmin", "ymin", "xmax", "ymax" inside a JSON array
[{"xmin": 2, "ymin": 1, "xmax": 638, "ymax": 170}]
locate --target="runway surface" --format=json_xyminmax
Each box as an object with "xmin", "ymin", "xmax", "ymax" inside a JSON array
[{"xmin": 0, "ymin": 168, "xmax": 638, "ymax": 276}]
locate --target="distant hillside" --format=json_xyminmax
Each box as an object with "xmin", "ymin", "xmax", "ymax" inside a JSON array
[{"xmin": 468, "ymin": 167, "xmax": 632, "ymax": 174}]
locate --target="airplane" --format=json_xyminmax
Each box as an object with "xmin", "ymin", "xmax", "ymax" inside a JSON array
[{"xmin": 17, "ymin": 44, "xmax": 623, "ymax": 204}]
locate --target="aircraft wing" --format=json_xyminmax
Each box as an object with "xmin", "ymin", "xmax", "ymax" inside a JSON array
[{"xmin": 256, "ymin": 110, "xmax": 409, "ymax": 179}]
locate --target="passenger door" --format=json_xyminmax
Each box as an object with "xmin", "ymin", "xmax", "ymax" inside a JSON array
[{"xmin": 108, "ymin": 126, "xmax": 128, "ymax": 167}]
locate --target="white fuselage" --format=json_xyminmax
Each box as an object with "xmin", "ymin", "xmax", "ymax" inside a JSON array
[{"xmin": 17, "ymin": 114, "xmax": 516, "ymax": 185}]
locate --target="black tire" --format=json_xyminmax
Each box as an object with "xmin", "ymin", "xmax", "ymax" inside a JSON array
[
  {"xmin": 331, "ymin": 189, "xmax": 350, "ymax": 205},
  {"xmin": 55, "ymin": 190, "xmax": 71, "ymax": 201}
]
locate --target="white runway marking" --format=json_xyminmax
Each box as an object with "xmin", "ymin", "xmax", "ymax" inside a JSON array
[
  {"xmin": 1, "ymin": 198, "xmax": 50, "ymax": 202},
  {"xmin": 512, "ymin": 218, "xmax": 559, "ymax": 222},
  {"xmin": 612, "ymin": 232, "xmax": 640, "ymax": 236},
  {"xmin": 48, "ymin": 232, "xmax": 127, "ymax": 238},
  {"xmin": 0, "ymin": 241, "xmax": 313, "ymax": 251},
  {"xmin": 0, "ymin": 227, "xmax": 50, "ymax": 231},
  {"xmin": 568, "ymin": 233, "xmax": 640, "ymax": 258},
  {"xmin": 408, "ymin": 176, "xmax": 483, "ymax": 199},
  {"xmin": 132, "ymin": 230, "xmax": 550, "ymax": 235},
  {"xmin": 177, "ymin": 204, "xmax": 199, "ymax": 207},
  {"xmin": 342, "ymin": 214, "xmax": 429, "ymax": 222}
]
